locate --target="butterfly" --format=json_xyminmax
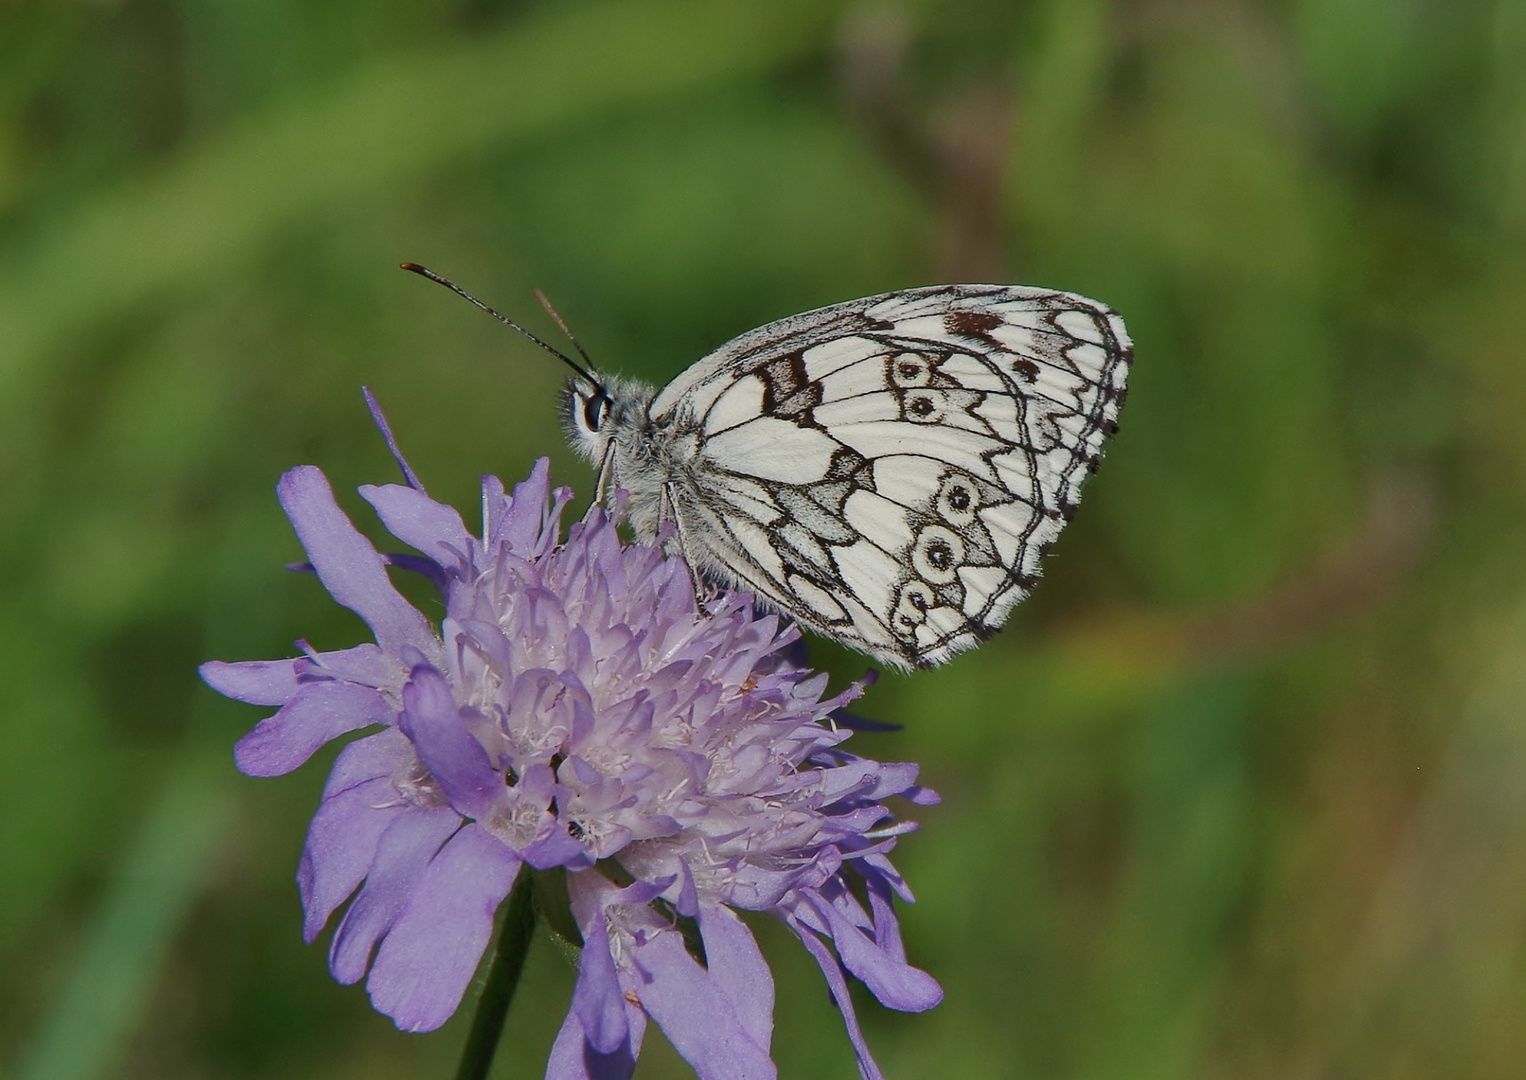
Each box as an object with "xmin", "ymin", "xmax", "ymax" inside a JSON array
[{"xmin": 403, "ymin": 267, "xmax": 1131, "ymax": 669}]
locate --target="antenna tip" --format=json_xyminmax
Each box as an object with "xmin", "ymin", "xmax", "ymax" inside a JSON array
[{"xmin": 400, "ymin": 262, "xmax": 426, "ymax": 274}]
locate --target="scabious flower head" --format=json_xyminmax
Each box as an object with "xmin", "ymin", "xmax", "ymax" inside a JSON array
[{"xmin": 202, "ymin": 431, "xmax": 941, "ymax": 1080}]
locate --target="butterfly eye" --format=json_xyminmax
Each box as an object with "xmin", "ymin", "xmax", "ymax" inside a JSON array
[{"xmin": 583, "ymin": 392, "xmax": 611, "ymax": 431}]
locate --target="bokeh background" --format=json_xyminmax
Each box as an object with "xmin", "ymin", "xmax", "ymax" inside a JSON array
[{"xmin": 3, "ymin": 0, "xmax": 1525, "ymax": 1077}]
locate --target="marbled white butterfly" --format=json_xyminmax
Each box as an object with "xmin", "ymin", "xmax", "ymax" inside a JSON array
[{"xmin": 404, "ymin": 267, "xmax": 1131, "ymax": 669}]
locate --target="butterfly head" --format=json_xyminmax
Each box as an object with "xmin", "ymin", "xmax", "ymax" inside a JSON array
[{"xmin": 562, "ymin": 374, "xmax": 656, "ymax": 466}]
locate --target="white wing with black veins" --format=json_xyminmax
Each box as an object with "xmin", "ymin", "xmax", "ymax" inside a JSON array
[{"xmin": 651, "ymin": 284, "xmax": 1132, "ymax": 669}]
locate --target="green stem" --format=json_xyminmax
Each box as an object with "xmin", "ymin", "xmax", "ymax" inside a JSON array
[{"xmin": 455, "ymin": 871, "xmax": 538, "ymax": 1080}]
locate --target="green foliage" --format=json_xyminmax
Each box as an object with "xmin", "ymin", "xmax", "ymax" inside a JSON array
[{"xmin": 3, "ymin": 0, "xmax": 1525, "ymax": 1077}]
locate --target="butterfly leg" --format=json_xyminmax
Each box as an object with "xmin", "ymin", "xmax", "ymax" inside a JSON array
[
  {"xmin": 593, "ymin": 444, "xmax": 616, "ymax": 506},
  {"xmin": 661, "ymin": 481, "xmax": 715, "ymax": 607}
]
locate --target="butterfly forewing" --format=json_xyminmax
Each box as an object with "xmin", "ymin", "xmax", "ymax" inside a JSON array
[{"xmin": 647, "ymin": 284, "xmax": 1131, "ymax": 669}]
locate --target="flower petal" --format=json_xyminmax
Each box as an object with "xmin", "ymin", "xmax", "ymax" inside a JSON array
[
  {"xmin": 300, "ymin": 641, "xmax": 398, "ymax": 687},
  {"xmin": 570, "ymin": 893, "xmax": 630, "ymax": 1054},
  {"xmin": 631, "ymin": 928, "xmax": 775, "ymax": 1080},
  {"xmin": 359, "ymin": 483, "xmax": 474, "ymax": 574},
  {"xmin": 368, "ymin": 823, "xmax": 521, "ymax": 1031},
  {"xmin": 784, "ymin": 912, "xmax": 885, "ymax": 1080},
  {"xmin": 398, "ymin": 664, "xmax": 504, "ymax": 821},
  {"xmin": 480, "ymin": 474, "xmax": 507, "ymax": 541},
  {"xmin": 301, "ymin": 728, "xmax": 434, "ymax": 940},
  {"xmin": 299, "ymin": 773, "xmax": 406, "ymax": 941},
  {"xmin": 199, "ymin": 658, "xmax": 299, "ymax": 706},
  {"xmin": 318, "ymin": 726, "xmax": 414, "ymax": 797},
  {"xmin": 546, "ymin": 1002, "xmax": 645, "ymax": 1080},
  {"xmin": 813, "ymin": 760, "xmax": 923, "ymax": 805},
  {"xmin": 329, "ymin": 808, "xmax": 459, "ymax": 984},
  {"xmin": 233, "ymin": 681, "xmax": 394, "ymax": 777},
  {"xmin": 697, "ymin": 904, "xmax": 773, "ymax": 1054},
  {"xmin": 521, "ymin": 827, "xmax": 593, "ymax": 871},
  {"xmin": 804, "ymin": 892, "xmax": 941, "ymax": 1012},
  {"xmin": 501, "ymin": 458, "xmax": 552, "ymax": 554},
  {"xmin": 277, "ymin": 465, "xmax": 437, "ymax": 657}
]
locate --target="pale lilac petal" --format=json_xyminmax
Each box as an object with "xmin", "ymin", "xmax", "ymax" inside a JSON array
[
  {"xmin": 522, "ymin": 826, "xmax": 593, "ymax": 870},
  {"xmin": 813, "ymin": 760, "xmax": 923, "ymax": 804},
  {"xmin": 806, "ymin": 892, "xmax": 941, "ymax": 1011},
  {"xmin": 368, "ymin": 823, "xmax": 521, "ymax": 1032},
  {"xmin": 785, "ymin": 914, "xmax": 885, "ymax": 1080},
  {"xmin": 318, "ymin": 727, "xmax": 414, "ymax": 797},
  {"xmin": 697, "ymin": 904, "xmax": 773, "ymax": 1053},
  {"xmin": 384, "ymin": 552, "xmax": 449, "ymax": 592},
  {"xmin": 329, "ymin": 808, "xmax": 459, "ymax": 984},
  {"xmin": 501, "ymin": 459, "xmax": 552, "ymax": 554},
  {"xmin": 233, "ymin": 681, "xmax": 393, "ymax": 777},
  {"xmin": 398, "ymin": 664, "xmax": 503, "ymax": 821},
  {"xmin": 301, "ymin": 642, "xmax": 397, "ymax": 686},
  {"xmin": 862, "ymin": 852, "xmax": 915, "ymax": 904},
  {"xmin": 199, "ymin": 659, "xmax": 299, "ymax": 706},
  {"xmin": 360, "ymin": 483, "xmax": 474, "ymax": 573},
  {"xmin": 860, "ymin": 865, "xmax": 908, "ymax": 956},
  {"xmin": 481, "ymin": 474, "xmax": 510, "ymax": 552},
  {"xmin": 809, "ymin": 761, "xmax": 881, "ymax": 803},
  {"xmin": 298, "ymin": 776, "xmax": 405, "ymax": 940},
  {"xmin": 363, "ymin": 386, "xmax": 425, "ymax": 490},
  {"xmin": 722, "ymin": 861, "xmax": 808, "ymax": 911},
  {"xmin": 632, "ymin": 930, "xmax": 775, "ymax": 1080},
  {"xmin": 546, "ymin": 1003, "xmax": 645, "ymax": 1080},
  {"xmin": 570, "ymin": 897, "xmax": 629, "ymax": 1054},
  {"xmin": 673, "ymin": 861, "xmax": 700, "ymax": 917},
  {"xmin": 277, "ymin": 466, "xmax": 436, "ymax": 656}
]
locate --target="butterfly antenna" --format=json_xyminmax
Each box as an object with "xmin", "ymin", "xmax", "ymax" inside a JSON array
[
  {"xmin": 534, "ymin": 288, "xmax": 596, "ymax": 371},
  {"xmin": 399, "ymin": 263, "xmax": 603, "ymax": 391}
]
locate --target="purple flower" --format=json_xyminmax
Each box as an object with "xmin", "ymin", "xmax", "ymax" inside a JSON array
[{"xmin": 202, "ymin": 448, "xmax": 940, "ymax": 1080}]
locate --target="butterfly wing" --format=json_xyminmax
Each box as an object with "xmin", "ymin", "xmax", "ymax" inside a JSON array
[{"xmin": 651, "ymin": 284, "xmax": 1131, "ymax": 669}]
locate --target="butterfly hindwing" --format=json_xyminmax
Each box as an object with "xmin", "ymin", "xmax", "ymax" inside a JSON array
[{"xmin": 650, "ymin": 284, "xmax": 1131, "ymax": 669}]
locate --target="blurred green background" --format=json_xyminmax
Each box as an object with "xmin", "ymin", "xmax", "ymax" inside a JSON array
[{"xmin": 3, "ymin": 0, "xmax": 1525, "ymax": 1077}]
